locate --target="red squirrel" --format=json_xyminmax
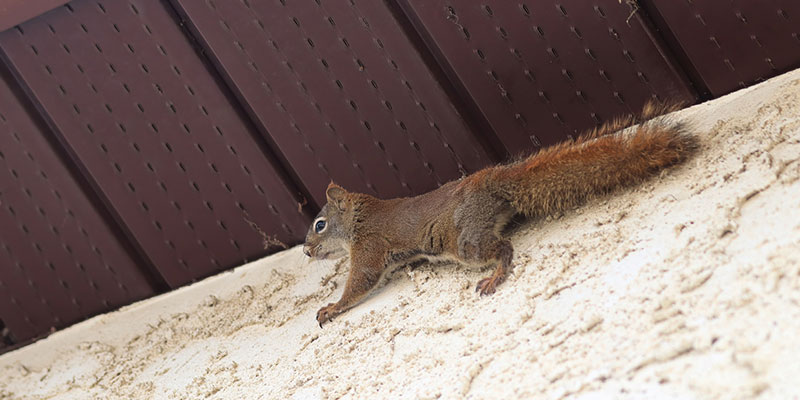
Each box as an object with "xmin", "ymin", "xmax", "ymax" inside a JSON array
[{"xmin": 303, "ymin": 103, "xmax": 697, "ymax": 327}]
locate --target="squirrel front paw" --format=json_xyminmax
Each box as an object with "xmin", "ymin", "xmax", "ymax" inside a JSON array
[{"xmin": 316, "ymin": 303, "xmax": 340, "ymax": 328}]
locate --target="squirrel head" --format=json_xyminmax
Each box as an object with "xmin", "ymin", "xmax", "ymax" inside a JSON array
[{"xmin": 303, "ymin": 183, "xmax": 354, "ymax": 260}]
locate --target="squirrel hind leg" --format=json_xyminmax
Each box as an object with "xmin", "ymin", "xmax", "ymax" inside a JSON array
[
  {"xmin": 452, "ymin": 192, "xmax": 516, "ymax": 294},
  {"xmin": 475, "ymin": 238, "xmax": 513, "ymax": 296},
  {"xmin": 457, "ymin": 233, "xmax": 514, "ymax": 296}
]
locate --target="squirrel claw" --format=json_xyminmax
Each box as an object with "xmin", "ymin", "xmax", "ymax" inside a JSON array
[
  {"xmin": 475, "ymin": 278, "xmax": 497, "ymax": 296},
  {"xmin": 475, "ymin": 277, "xmax": 501, "ymax": 296},
  {"xmin": 316, "ymin": 303, "xmax": 338, "ymax": 328}
]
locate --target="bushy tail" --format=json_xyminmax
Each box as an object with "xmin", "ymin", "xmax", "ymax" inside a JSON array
[{"xmin": 462, "ymin": 102, "xmax": 698, "ymax": 217}]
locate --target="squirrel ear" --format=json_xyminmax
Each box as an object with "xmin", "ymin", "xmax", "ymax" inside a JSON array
[{"xmin": 326, "ymin": 182, "xmax": 349, "ymax": 210}]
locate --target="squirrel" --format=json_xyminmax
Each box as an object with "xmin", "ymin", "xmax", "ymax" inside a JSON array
[{"xmin": 303, "ymin": 103, "xmax": 697, "ymax": 327}]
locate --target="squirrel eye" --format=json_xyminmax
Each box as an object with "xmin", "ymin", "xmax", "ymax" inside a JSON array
[{"xmin": 314, "ymin": 219, "xmax": 327, "ymax": 233}]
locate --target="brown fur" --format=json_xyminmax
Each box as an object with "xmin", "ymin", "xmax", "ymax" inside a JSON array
[{"xmin": 304, "ymin": 103, "xmax": 697, "ymax": 327}]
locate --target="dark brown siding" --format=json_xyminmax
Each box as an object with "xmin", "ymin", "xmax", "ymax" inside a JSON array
[
  {"xmin": 641, "ymin": 0, "xmax": 800, "ymax": 98},
  {"xmin": 169, "ymin": 0, "xmax": 495, "ymax": 205},
  {"xmin": 0, "ymin": 0, "xmax": 71, "ymax": 31},
  {"xmin": 0, "ymin": 59, "xmax": 156, "ymax": 343},
  {"xmin": 0, "ymin": 1, "xmax": 310, "ymax": 288},
  {"xmin": 396, "ymin": 0, "xmax": 696, "ymax": 154}
]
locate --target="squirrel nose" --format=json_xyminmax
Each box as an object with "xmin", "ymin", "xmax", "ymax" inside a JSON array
[{"xmin": 302, "ymin": 245, "xmax": 311, "ymax": 257}]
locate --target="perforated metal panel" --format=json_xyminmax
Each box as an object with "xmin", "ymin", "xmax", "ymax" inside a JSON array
[
  {"xmin": 0, "ymin": 0, "xmax": 71, "ymax": 32},
  {"xmin": 0, "ymin": 0, "xmax": 310, "ymax": 287},
  {"xmin": 642, "ymin": 0, "xmax": 800, "ymax": 97},
  {"xmin": 0, "ymin": 62, "xmax": 157, "ymax": 343},
  {"xmin": 169, "ymin": 0, "xmax": 496, "ymax": 205},
  {"xmin": 397, "ymin": 0, "xmax": 696, "ymax": 155}
]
